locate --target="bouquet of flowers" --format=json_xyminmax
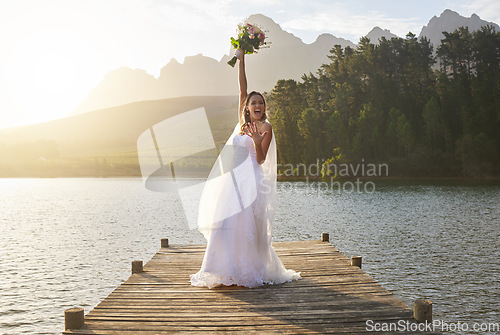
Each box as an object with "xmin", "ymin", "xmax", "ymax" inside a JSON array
[{"xmin": 227, "ymin": 23, "xmax": 269, "ymax": 67}]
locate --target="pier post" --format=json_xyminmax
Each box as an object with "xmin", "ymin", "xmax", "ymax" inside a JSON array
[
  {"xmin": 321, "ymin": 233, "xmax": 329, "ymax": 242},
  {"xmin": 414, "ymin": 299, "xmax": 432, "ymax": 323},
  {"xmin": 161, "ymin": 238, "xmax": 169, "ymax": 248},
  {"xmin": 64, "ymin": 307, "xmax": 84, "ymax": 329},
  {"xmin": 132, "ymin": 260, "xmax": 143, "ymax": 274},
  {"xmin": 351, "ymin": 256, "xmax": 362, "ymax": 268}
]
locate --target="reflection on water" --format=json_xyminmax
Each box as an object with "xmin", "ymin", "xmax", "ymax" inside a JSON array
[{"xmin": 0, "ymin": 178, "xmax": 498, "ymax": 334}]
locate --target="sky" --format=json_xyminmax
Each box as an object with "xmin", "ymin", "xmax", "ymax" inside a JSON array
[{"xmin": 0, "ymin": 0, "xmax": 499, "ymax": 130}]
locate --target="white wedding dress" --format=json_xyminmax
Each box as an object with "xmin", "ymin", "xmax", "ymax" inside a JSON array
[{"xmin": 190, "ymin": 122, "xmax": 301, "ymax": 289}]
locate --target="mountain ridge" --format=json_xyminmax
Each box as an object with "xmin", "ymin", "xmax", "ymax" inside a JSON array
[
  {"xmin": 70, "ymin": 13, "xmax": 356, "ymax": 116},
  {"xmin": 420, "ymin": 9, "xmax": 499, "ymax": 48},
  {"xmin": 72, "ymin": 10, "xmax": 498, "ymax": 117}
]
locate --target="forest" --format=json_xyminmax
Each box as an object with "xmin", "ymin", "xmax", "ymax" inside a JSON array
[{"xmin": 267, "ymin": 26, "xmax": 500, "ymax": 178}]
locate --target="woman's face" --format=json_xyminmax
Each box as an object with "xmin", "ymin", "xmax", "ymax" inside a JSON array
[{"xmin": 247, "ymin": 94, "xmax": 265, "ymax": 121}]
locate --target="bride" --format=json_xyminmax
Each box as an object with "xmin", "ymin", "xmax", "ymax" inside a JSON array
[{"xmin": 189, "ymin": 49, "xmax": 301, "ymax": 289}]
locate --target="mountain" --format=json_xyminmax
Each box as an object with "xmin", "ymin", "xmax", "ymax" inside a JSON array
[
  {"xmin": 73, "ymin": 11, "xmax": 499, "ymax": 117},
  {"xmin": 419, "ymin": 9, "xmax": 499, "ymax": 49},
  {"xmin": 73, "ymin": 11, "xmax": 498, "ymax": 117},
  {"xmin": 72, "ymin": 67, "xmax": 164, "ymax": 116},
  {"xmin": 71, "ymin": 14, "xmax": 355, "ymax": 116},
  {"xmin": 366, "ymin": 27, "xmax": 398, "ymax": 43},
  {"xmin": 235, "ymin": 14, "xmax": 355, "ymax": 91},
  {"xmin": 157, "ymin": 54, "xmax": 234, "ymax": 100}
]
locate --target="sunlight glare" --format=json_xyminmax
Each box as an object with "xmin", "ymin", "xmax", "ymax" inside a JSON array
[{"xmin": 5, "ymin": 29, "xmax": 100, "ymax": 127}]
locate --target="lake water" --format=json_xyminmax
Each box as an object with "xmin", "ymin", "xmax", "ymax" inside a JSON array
[{"xmin": 0, "ymin": 178, "xmax": 498, "ymax": 334}]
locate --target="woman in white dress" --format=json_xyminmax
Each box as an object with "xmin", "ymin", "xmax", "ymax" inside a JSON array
[{"xmin": 189, "ymin": 49, "xmax": 301, "ymax": 289}]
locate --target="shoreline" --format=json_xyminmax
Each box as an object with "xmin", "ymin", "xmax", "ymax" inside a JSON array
[
  {"xmin": 1, "ymin": 175, "xmax": 500, "ymax": 184},
  {"xmin": 277, "ymin": 175, "xmax": 500, "ymax": 182}
]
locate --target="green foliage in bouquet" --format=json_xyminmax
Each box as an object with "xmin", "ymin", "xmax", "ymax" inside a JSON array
[{"xmin": 227, "ymin": 23, "xmax": 269, "ymax": 67}]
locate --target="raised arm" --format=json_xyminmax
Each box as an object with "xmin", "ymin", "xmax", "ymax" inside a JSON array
[{"xmin": 237, "ymin": 50, "xmax": 247, "ymax": 120}]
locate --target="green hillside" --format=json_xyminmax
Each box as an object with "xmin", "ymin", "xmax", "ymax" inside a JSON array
[{"xmin": 0, "ymin": 96, "xmax": 238, "ymax": 177}]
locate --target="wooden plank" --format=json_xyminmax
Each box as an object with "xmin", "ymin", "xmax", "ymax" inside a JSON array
[
  {"xmin": 63, "ymin": 239, "xmax": 436, "ymax": 334},
  {"xmin": 91, "ymin": 300, "xmax": 402, "ymax": 309}
]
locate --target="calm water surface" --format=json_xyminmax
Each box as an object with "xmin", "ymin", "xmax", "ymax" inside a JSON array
[{"xmin": 0, "ymin": 178, "xmax": 498, "ymax": 334}]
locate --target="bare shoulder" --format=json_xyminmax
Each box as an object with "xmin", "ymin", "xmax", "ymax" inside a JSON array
[{"xmin": 260, "ymin": 122, "xmax": 272, "ymax": 132}]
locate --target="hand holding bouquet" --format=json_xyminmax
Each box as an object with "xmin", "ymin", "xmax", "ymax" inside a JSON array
[{"xmin": 227, "ymin": 23, "xmax": 269, "ymax": 67}]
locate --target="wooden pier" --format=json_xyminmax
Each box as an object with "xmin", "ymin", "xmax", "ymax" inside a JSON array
[{"xmin": 63, "ymin": 235, "xmax": 436, "ymax": 334}]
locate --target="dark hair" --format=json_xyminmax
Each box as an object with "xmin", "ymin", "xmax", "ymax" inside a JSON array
[{"xmin": 240, "ymin": 91, "xmax": 267, "ymax": 134}]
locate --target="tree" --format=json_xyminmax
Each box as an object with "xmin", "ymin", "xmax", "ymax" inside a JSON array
[
  {"xmin": 267, "ymin": 79, "xmax": 304, "ymax": 165},
  {"xmin": 267, "ymin": 27, "xmax": 500, "ymax": 177}
]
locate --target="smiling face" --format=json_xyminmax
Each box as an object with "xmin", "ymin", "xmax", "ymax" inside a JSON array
[{"xmin": 246, "ymin": 93, "xmax": 266, "ymax": 122}]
